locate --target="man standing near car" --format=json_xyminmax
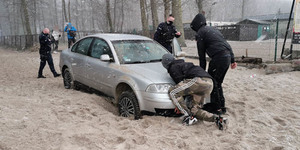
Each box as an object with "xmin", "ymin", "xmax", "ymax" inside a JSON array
[
  {"xmin": 38, "ymin": 28, "xmax": 61, "ymax": 78},
  {"xmin": 154, "ymin": 14, "xmax": 181, "ymax": 53},
  {"xmin": 190, "ymin": 13, "xmax": 237, "ymax": 114}
]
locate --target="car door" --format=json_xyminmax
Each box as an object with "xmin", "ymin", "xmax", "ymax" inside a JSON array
[
  {"xmin": 71, "ymin": 37, "xmax": 93, "ymax": 84},
  {"xmin": 86, "ymin": 38, "xmax": 115, "ymax": 96}
]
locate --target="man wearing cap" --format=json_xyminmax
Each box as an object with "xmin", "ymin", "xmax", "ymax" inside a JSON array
[{"xmin": 154, "ymin": 14, "xmax": 181, "ymax": 53}]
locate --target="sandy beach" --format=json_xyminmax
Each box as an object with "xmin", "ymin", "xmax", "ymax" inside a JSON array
[{"xmin": 0, "ymin": 43, "xmax": 299, "ymax": 150}]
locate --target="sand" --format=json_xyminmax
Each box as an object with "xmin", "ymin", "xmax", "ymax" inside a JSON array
[{"xmin": 0, "ymin": 44, "xmax": 300, "ymax": 150}]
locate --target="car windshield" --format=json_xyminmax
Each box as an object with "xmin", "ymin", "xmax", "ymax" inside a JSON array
[{"xmin": 112, "ymin": 40, "xmax": 168, "ymax": 64}]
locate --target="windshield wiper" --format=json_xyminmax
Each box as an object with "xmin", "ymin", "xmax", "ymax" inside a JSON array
[
  {"xmin": 124, "ymin": 61, "xmax": 147, "ymax": 64},
  {"xmin": 149, "ymin": 59, "xmax": 162, "ymax": 62}
]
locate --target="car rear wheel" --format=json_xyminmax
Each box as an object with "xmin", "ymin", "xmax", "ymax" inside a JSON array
[
  {"xmin": 63, "ymin": 68, "xmax": 74, "ymax": 89},
  {"xmin": 118, "ymin": 91, "xmax": 141, "ymax": 120}
]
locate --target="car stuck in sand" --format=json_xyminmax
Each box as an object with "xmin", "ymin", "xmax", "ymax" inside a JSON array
[{"xmin": 59, "ymin": 33, "xmax": 184, "ymax": 119}]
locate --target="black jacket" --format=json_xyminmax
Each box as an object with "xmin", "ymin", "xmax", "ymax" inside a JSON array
[
  {"xmin": 154, "ymin": 22, "xmax": 180, "ymax": 45},
  {"xmin": 39, "ymin": 32, "xmax": 52, "ymax": 55},
  {"xmin": 167, "ymin": 59, "xmax": 212, "ymax": 84},
  {"xmin": 190, "ymin": 13, "xmax": 235, "ymax": 70}
]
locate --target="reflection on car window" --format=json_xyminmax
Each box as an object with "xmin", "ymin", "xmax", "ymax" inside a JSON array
[
  {"xmin": 71, "ymin": 42, "xmax": 78, "ymax": 52},
  {"xmin": 90, "ymin": 38, "xmax": 113, "ymax": 60},
  {"xmin": 112, "ymin": 40, "xmax": 168, "ymax": 64},
  {"xmin": 75, "ymin": 38, "xmax": 93, "ymax": 55}
]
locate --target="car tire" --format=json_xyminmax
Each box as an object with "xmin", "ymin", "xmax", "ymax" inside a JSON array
[
  {"xmin": 118, "ymin": 91, "xmax": 141, "ymax": 120},
  {"xmin": 63, "ymin": 68, "xmax": 74, "ymax": 89}
]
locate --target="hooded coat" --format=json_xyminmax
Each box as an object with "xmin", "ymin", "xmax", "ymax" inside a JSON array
[
  {"xmin": 64, "ymin": 23, "xmax": 77, "ymax": 39},
  {"xmin": 166, "ymin": 59, "xmax": 212, "ymax": 84},
  {"xmin": 190, "ymin": 13, "xmax": 235, "ymax": 70}
]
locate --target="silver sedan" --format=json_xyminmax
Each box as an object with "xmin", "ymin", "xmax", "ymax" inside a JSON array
[{"xmin": 59, "ymin": 33, "xmax": 184, "ymax": 119}]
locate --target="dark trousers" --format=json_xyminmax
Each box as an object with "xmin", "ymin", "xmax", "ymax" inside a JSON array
[
  {"xmin": 53, "ymin": 40, "xmax": 59, "ymax": 51},
  {"xmin": 68, "ymin": 38, "xmax": 76, "ymax": 48},
  {"xmin": 38, "ymin": 54, "xmax": 57, "ymax": 76},
  {"xmin": 160, "ymin": 42, "xmax": 172, "ymax": 53},
  {"xmin": 208, "ymin": 57, "xmax": 230, "ymax": 109}
]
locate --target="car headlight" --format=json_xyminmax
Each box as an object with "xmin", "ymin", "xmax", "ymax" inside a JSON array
[{"xmin": 145, "ymin": 84, "xmax": 173, "ymax": 93}]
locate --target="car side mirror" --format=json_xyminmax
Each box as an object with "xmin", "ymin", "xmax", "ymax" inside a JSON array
[{"xmin": 100, "ymin": 54, "xmax": 111, "ymax": 62}]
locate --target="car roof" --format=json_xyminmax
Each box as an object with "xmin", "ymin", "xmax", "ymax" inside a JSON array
[{"xmin": 85, "ymin": 33, "xmax": 152, "ymax": 42}]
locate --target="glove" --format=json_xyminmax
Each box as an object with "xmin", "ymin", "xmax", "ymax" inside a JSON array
[{"xmin": 174, "ymin": 107, "xmax": 182, "ymax": 114}]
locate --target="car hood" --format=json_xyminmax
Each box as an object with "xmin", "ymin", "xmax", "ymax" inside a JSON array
[{"xmin": 121, "ymin": 62, "xmax": 175, "ymax": 84}]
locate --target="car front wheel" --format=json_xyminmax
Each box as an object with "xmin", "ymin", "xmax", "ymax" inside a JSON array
[
  {"xmin": 63, "ymin": 68, "xmax": 74, "ymax": 89},
  {"xmin": 118, "ymin": 91, "xmax": 141, "ymax": 120}
]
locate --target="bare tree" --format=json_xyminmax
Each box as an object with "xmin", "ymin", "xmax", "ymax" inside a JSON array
[
  {"xmin": 150, "ymin": 0, "xmax": 158, "ymax": 30},
  {"xmin": 163, "ymin": 0, "xmax": 171, "ymax": 21},
  {"xmin": 172, "ymin": 0, "xmax": 186, "ymax": 46},
  {"xmin": 106, "ymin": 0, "xmax": 114, "ymax": 32},
  {"xmin": 140, "ymin": 0, "xmax": 150, "ymax": 37},
  {"xmin": 21, "ymin": 0, "xmax": 31, "ymax": 35},
  {"xmin": 62, "ymin": 0, "xmax": 68, "ymax": 22},
  {"xmin": 68, "ymin": 0, "xmax": 71, "ymax": 23},
  {"xmin": 120, "ymin": 0, "xmax": 124, "ymax": 32},
  {"xmin": 195, "ymin": 0, "xmax": 203, "ymax": 14},
  {"xmin": 54, "ymin": 0, "xmax": 58, "ymax": 25}
]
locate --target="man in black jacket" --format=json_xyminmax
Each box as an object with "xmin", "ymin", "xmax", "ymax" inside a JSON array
[
  {"xmin": 154, "ymin": 14, "xmax": 181, "ymax": 53},
  {"xmin": 162, "ymin": 54, "xmax": 226, "ymax": 126},
  {"xmin": 38, "ymin": 28, "xmax": 60, "ymax": 78},
  {"xmin": 190, "ymin": 13, "xmax": 237, "ymax": 114}
]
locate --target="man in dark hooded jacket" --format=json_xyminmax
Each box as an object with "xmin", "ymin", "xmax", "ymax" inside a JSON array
[
  {"xmin": 162, "ymin": 54, "xmax": 226, "ymax": 127},
  {"xmin": 190, "ymin": 13, "xmax": 237, "ymax": 114},
  {"xmin": 154, "ymin": 14, "xmax": 181, "ymax": 53}
]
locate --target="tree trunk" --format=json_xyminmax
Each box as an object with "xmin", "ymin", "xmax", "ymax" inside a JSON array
[
  {"xmin": 75, "ymin": 0, "xmax": 79, "ymax": 31},
  {"xmin": 68, "ymin": 0, "xmax": 71, "ymax": 23},
  {"xmin": 62, "ymin": 0, "xmax": 68, "ymax": 22},
  {"xmin": 13, "ymin": 0, "xmax": 18, "ymax": 35},
  {"xmin": 163, "ymin": 0, "xmax": 171, "ymax": 21},
  {"xmin": 140, "ymin": 0, "xmax": 150, "ymax": 37},
  {"xmin": 120, "ymin": 0, "xmax": 124, "ymax": 32},
  {"xmin": 150, "ymin": 0, "xmax": 158, "ymax": 32},
  {"xmin": 21, "ymin": 0, "xmax": 31, "ymax": 35},
  {"xmin": 33, "ymin": 0, "xmax": 37, "ymax": 34},
  {"xmin": 195, "ymin": 0, "xmax": 203, "ymax": 14},
  {"xmin": 54, "ymin": 0, "xmax": 59, "ymax": 25},
  {"xmin": 113, "ymin": 0, "xmax": 117, "ymax": 32},
  {"xmin": 20, "ymin": 7, "xmax": 26, "ymax": 34},
  {"xmin": 172, "ymin": 0, "xmax": 186, "ymax": 47},
  {"xmin": 106, "ymin": 0, "xmax": 114, "ymax": 32}
]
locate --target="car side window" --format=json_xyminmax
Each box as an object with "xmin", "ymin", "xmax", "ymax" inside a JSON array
[
  {"xmin": 90, "ymin": 38, "xmax": 113, "ymax": 60},
  {"xmin": 71, "ymin": 42, "xmax": 78, "ymax": 52},
  {"xmin": 75, "ymin": 38, "xmax": 93, "ymax": 55}
]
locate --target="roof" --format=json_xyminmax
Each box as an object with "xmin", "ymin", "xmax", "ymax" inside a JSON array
[
  {"xmin": 86, "ymin": 33, "xmax": 151, "ymax": 41},
  {"xmin": 236, "ymin": 19, "xmax": 270, "ymax": 25},
  {"xmin": 246, "ymin": 13, "xmax": 294, "ymax": 21}
]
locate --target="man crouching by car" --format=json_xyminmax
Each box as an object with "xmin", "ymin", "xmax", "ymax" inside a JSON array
[{"xmin": 161, "ymin": 54, "xmax": 226, "ymax": 129}]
